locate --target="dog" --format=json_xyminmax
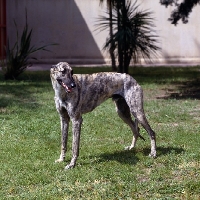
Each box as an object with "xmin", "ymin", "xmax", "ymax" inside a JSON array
[{"xmin": 50, "ymin": 62, "xmax": 156, "ymax": 169}]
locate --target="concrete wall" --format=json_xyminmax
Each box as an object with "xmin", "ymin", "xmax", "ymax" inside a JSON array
[{"xmin": 6, "ymin": 0, "xmax": 200, "ymax": 65}]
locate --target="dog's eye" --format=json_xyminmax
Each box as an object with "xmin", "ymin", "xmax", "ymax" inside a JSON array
[{"xmin": 62, "ymin": 69, "xmax": 66, "ymax": 75}]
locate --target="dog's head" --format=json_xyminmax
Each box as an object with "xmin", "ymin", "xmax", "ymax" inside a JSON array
[{"xmin": 50, "ymin": 62, "xmax": 76, "ymax": 93}]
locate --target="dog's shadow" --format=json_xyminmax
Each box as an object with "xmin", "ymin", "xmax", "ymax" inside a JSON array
[
  {"xmin": 97, "ymin": 146, "xmax": 184, "ymax": 166},
  {"xmin": 99, "ymin": 149, "xmax": 140, "ymax": 165}
]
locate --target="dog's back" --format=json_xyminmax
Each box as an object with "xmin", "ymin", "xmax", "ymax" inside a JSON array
[{"xmin": 73, "ymin": 72, "xmax": 138, "ymax": 113}]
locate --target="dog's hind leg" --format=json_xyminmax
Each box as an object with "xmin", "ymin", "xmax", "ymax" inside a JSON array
[
  {"xmin": 135, "ymin": 112, "xmax": 156, "ymax": 158},
  {"xmin": 113, "ymin": 96, "xmax": 144, "ymax": 151},
  {"xmin": 126, "ymin": 85, "xmax": 156, "ymax": 158}
]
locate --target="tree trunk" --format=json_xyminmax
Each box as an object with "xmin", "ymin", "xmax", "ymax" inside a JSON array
[
  {"xmin": 122, "ymin": 0, "xmax": 128, "ymax": 74},
  {"xmin": 116, "ymin": 0, "xmax": 123, "ymax": 73},
  {"xmin": 108, "ymin": 1, "xmax": 117, "ymax": 71},
  {"xmin": 117, "ymin": 0, "xmax": 129, "ymax": 74}
]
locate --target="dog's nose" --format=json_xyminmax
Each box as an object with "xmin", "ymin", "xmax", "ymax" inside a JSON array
[{"xmin": 71, "ymin": 82, "xmax": 76, "ymax": 88}]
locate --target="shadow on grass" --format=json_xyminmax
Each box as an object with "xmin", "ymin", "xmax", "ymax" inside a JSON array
[
  {"xmin": 0, "ymin": 83, "xmax": 41, "ymax": 109},
  {"xmin": 157, "ymin": 78, "xmax": 200, "ymax": 100},
  {"xmin": 129, "ymin": 66, "xmax": 200, "ymax": 81},
  {"xmin": 99, "ymin": 149, "xmax": 140, "ymax": 165},
  {"xmin": 0, "ymin": 71, "xmax": 52, "ymax": 109},
  {"xmin": 0, "ymin": 71, "xmax": 52, "ymax": 111},
  {"xmin": 142, "ymin": 146, "xmax": 185, "ymax": 157},
  {"xmin": 97, "ymin": 146, "xmax": 184, "ymax": 166}
]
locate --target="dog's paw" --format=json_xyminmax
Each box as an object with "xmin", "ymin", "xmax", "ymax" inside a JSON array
[
  {"xmin": 64, "ymin": 164, "xmax": 74, "ymax": 170},
  {"xmin": 124, "ymin": 145, "xmax": 134, "ymax": 151},
  {"xmin": 149, "ymin": 152, "xmax": 156, "ymax": 158},
  {"xmin": 55, "ymin": 158, "xmax": 65, "ymax": 163}
]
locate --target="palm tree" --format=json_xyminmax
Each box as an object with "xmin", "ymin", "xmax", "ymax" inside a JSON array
[{"xmin": 97, "ymin": 0, "xmax": 161, "ymax": 73}]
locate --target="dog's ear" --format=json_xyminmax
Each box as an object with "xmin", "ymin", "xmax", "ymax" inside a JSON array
[{"xmin": 51, "ymin": 65, "xmax": 56, "ymax": 69}]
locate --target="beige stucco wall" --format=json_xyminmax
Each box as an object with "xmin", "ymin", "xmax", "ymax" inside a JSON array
[
  {"xmin": 6, "ymin": 0, "xmax": 200, "ymax": 65},
  {"xmin": 141, "ymin": 0, "xmax": 200, "ymax": 64}
]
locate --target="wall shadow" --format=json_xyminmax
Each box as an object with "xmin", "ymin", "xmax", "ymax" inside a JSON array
[
  {"xmin": 66, "ymin": 0, "xmax": 106, "ymax": 64},
  {"xmin": 8, "ymin": 0, "xmax": 106, "ymax": 64}
]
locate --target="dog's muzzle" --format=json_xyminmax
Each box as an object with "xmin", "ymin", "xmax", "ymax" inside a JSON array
[{"xmin": 56, "ymin": 78, "xmax": 76, "ymax": 93}]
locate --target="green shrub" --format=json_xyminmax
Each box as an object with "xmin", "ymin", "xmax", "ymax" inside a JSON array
[{"xmin": 0, "ymin": 14, "xmax": 56, "ymax": 80}]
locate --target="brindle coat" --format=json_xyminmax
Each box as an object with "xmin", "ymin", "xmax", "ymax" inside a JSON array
[{"xmin": 50, "ymin": 62, "xmax": 156, "ymax": 169}]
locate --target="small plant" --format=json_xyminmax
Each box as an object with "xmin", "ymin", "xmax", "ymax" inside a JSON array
[{"xmin": 0, "ymin": 14, "xmax": 56, "ymax": 80}]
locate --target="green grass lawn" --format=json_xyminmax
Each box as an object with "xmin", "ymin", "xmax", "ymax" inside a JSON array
[{"xmin": 0, "ymin": 66, "xmax": 200, "ymax": 199}]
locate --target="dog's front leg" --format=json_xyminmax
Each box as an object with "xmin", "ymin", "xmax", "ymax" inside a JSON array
[
  {"xmin": 55, "ymin": 110, "xmax": 70, "ymax": 163},
  {"xmin": 65, "ymin": 117, "xmax": 83, "ymax": 170}
]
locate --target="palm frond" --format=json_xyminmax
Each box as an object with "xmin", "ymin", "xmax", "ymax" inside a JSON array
[{"xmin": 96, "ymin": 0, "xmax": 160, "ymax": 72}]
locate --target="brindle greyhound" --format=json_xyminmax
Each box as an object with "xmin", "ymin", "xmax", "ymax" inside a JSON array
[{"xmin": 50, "ymin": 62, "xmax": 156, "ymax": 169}]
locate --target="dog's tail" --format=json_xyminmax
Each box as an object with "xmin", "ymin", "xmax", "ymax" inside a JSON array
[
  {"xmin": 137, "ymin": 127, "xmax": 145, "ymax": 141},
  {"xmin": 139, "ymin": 134, "xmax": 145, "ymax": 141},
  {"xmin": 134, "ymin": 119, "xmax": 145, "ymax": 142}
]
